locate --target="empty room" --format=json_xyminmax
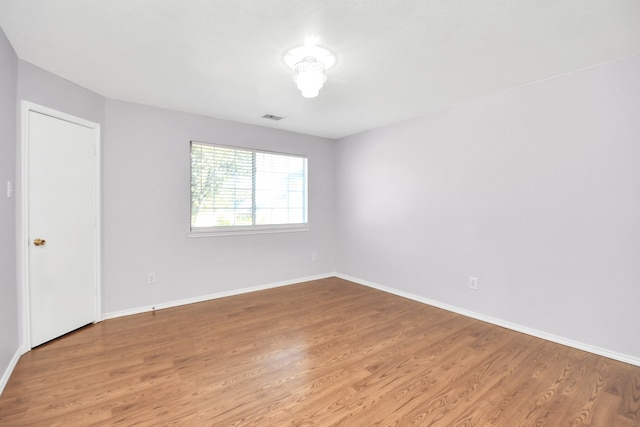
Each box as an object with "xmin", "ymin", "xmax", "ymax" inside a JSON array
[{"xmin": 1, "ymin": 1, "xmax": 639, "ymax": 425}]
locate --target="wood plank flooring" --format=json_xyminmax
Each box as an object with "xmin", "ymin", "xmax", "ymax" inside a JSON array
[{"xmin": 1, "ymin": 277, "xmax": 639, "ymax": 426}]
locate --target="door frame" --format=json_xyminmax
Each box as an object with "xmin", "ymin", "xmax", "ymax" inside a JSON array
[{"xmin": 20, "ymin": 101, "xmax": 102, "ymax": 349}]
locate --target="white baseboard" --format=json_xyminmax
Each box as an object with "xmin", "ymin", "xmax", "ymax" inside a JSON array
[
  {"xmin": 103, "ymin": 273, "xmax": 335, "ymax": 320},
  {"xmin": 0, "ymin": 345, "xmax": 29, "ymax": 396},
  {"xmin": 335, "ymin": 273, "xmax": 640, "ymax": 368}
]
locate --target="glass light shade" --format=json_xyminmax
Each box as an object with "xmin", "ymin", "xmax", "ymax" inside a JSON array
[{"xmin": 293, "ymin": 57, "xmax": 327, "ymax": 98}]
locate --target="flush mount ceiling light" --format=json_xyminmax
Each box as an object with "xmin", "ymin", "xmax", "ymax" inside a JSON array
[{"xmin": 284, "ymin": 45, "xmax": 336, "ymax": 98}]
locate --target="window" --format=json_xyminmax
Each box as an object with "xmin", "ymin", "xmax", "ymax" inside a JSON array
[{"xmin": 190, "ymin": 141, "xmax": 308, "ymax": 235}]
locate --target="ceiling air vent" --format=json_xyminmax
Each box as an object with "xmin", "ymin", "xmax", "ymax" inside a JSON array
[{"xmin": 262, "ymin": 114, "xmax": 284, "ymax": 121}]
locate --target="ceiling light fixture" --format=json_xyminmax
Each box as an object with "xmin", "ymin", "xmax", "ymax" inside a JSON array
[{"xmin": 285, "ymin": 45, "xmax": 336, "ymax": 99}]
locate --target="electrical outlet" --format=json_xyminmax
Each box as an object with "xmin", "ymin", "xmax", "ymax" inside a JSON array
[
  {"xmin": 148, "ymin": 272, "xmax": 157, "ymax": 285},
  {"xmin": 311, "ymin": 252, "xmax": 319, "ymax": 262},
  {"xmin": 469, "ymin": 276, "xmax": 478, "ymax": 290}
]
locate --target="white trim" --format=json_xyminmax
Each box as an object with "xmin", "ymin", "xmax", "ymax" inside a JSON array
[
  {"xmin": 103, "ymin": 273, "xmax": 334, "ymax": 320},
  {"xmin": 335, "ymin": 273, "xmax": 640, "ymax": 368},
  {"xmin": 20, "ymin": 101, "xmax": 102, "ymax": 349},
  {"xmin": 0, "ymin": 346, "xmax": 28, "ymax": 396},
  {"xmin": 188, "ymin": 224, "xmax": 309, "ymax": 238}
]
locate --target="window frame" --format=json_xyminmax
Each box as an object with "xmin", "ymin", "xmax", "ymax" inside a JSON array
[{"xmin": 188, "ymin": 141, "xmax": 309, "ymax": 237}]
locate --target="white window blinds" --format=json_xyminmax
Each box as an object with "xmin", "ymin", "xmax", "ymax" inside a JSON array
[{"xmin": 191, "ymin": 142, "xmax": 308, "ymax": 232}]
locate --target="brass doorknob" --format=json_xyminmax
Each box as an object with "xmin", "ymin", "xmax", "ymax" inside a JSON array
[{"xmin": 33, "ymin": 238, "xmax": 46, "ymax": 246}]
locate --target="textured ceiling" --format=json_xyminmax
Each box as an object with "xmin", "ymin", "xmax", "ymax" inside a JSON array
[{"xmin": 1, "ymin": 0, "xmax": 639, "ymax": 139}]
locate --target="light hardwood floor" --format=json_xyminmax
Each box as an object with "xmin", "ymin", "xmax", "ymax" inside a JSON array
[{"xmin": 1, "ymin": 277, "xmax": 638, "ymax": 426}]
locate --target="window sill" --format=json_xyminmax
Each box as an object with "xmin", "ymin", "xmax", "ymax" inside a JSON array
[{"xmin": 188, "ymin": 224, "xmax": 309, "ymax": 238}]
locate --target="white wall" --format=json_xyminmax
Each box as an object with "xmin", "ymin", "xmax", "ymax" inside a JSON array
[
  {"xmin": 0, "ymin": 27, "xmax": 18, "ymax": 390},
  {"xmin": 103, "ymin": 100, "xmax": 335, "ymax": 314},
  {"xmin": 335, "ymin": 54, "xmax": 640, "ymax": 360},
  {"xmin": 17, "ymin": 62, "xmax": 106, "ymax": 125}
]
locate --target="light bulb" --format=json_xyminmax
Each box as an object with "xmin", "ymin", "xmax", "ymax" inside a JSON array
[{"xmin": 293, "ymin": 57, "xmax": 327, "ymax": 98}]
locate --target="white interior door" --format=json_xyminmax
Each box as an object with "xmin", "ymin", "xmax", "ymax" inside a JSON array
[{"xmin": 25, "ymin": 106, "xmax": 100, "ymax": 347}]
